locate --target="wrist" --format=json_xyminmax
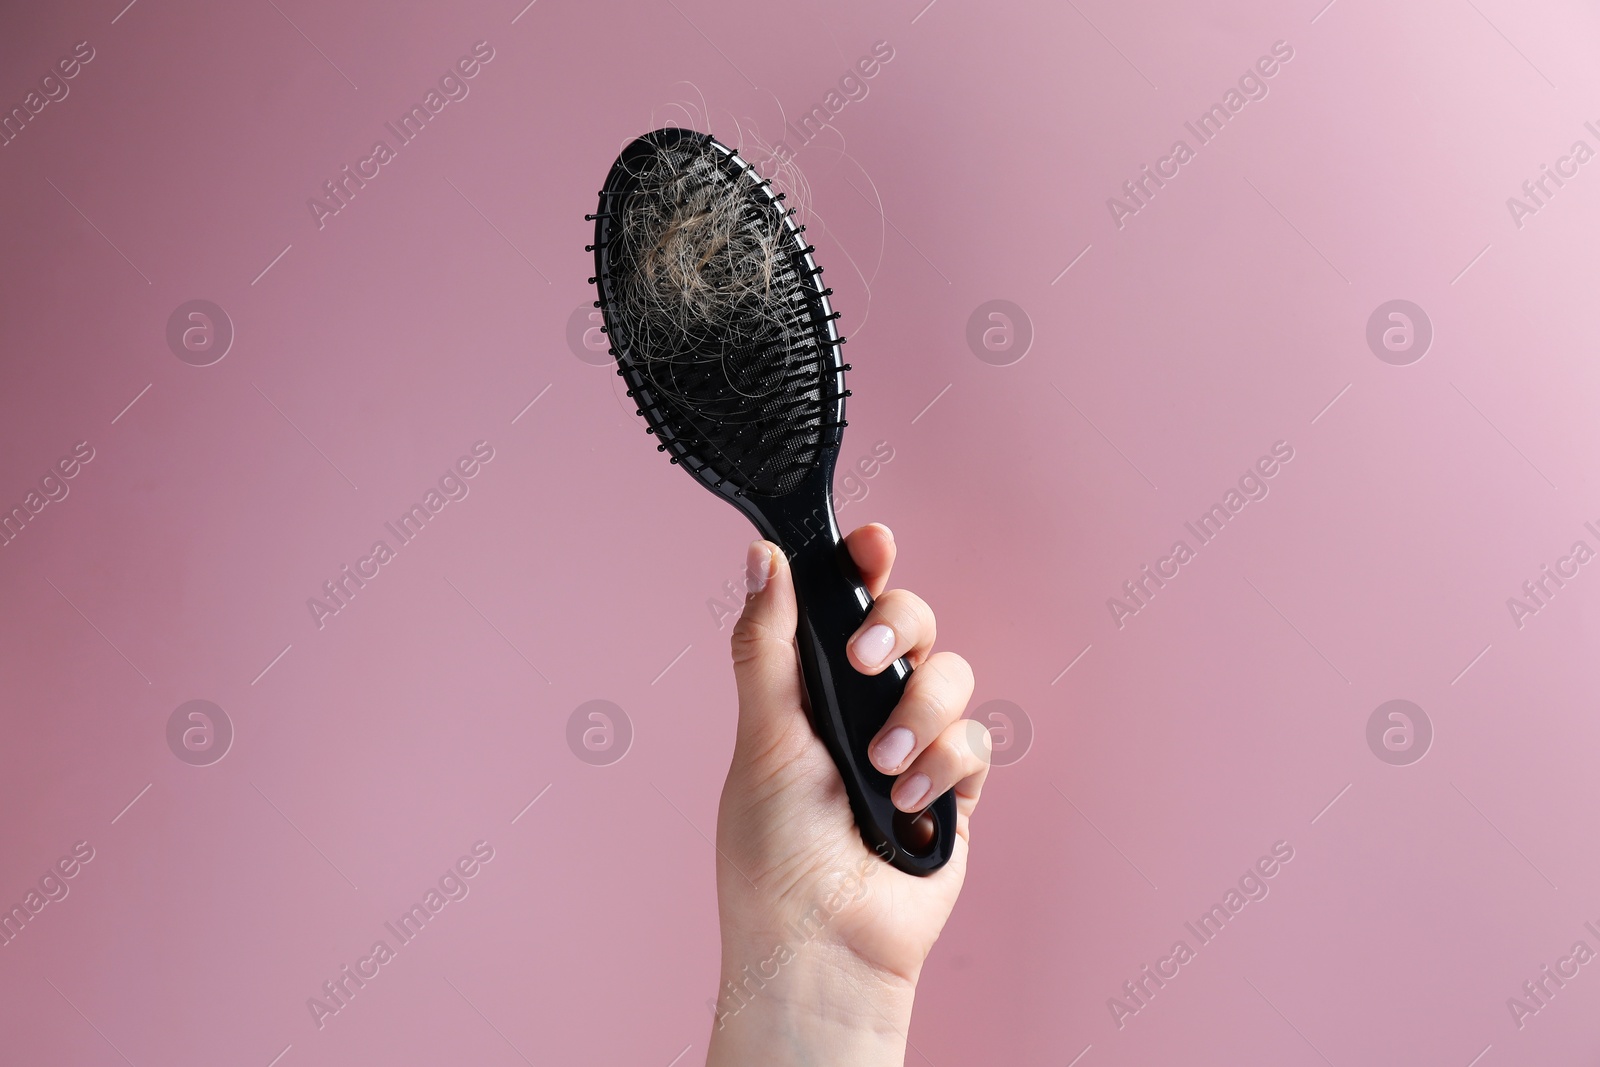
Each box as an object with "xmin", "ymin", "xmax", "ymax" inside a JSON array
[{"xmin": 706, "ymin": 943, "xmax": 915, "ymax": 1066}]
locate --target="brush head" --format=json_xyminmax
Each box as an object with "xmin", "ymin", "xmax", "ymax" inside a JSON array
[{"xmin": 588, "ymin": 128, "xmax": 847, "ymax": 503}]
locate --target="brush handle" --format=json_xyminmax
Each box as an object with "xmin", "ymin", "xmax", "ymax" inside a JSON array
[{"xmin": 784, "ymin": 534, "xmax": 956, "ymax": 876}]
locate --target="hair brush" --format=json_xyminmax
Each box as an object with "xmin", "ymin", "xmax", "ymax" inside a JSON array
[{"xmin": 585, "ymin": 127, "xmax": 954, "ymax": 875}]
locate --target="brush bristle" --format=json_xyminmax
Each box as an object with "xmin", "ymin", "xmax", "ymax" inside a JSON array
[{"xmin": 594, "ymin": 131, "xmax": 841, "ymax": 497}]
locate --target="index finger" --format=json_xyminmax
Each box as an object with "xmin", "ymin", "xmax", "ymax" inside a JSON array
[{"xmin": 843, "ymin": 522, "xmax": 896, "ymax": 598}]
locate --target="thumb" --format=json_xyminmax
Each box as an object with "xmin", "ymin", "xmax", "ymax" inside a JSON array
[{"xmin": 729, "ymin": 540, "xmax": 805, "ymax": 748}]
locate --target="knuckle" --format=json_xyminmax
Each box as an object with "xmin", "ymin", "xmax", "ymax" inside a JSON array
[
  {"xmin": 962, "ymin": 719, "xmax": 994, "ymax": 763},
  {"xmin": 878, "ymin": 590, "xmax": 934, "ymax": 643},
  {"xmin": 946, "ymin": 651, "xmax": 975, "ymax": 687},
  {"xmin": 729, "ymin": 614, "xmax": 775, "ymax": 666},
  {"xmin": 917, "ymin": 684, "xmax": 950, "ymax": 726},
  {"xmin": 729, "ymin": 633, "xmax": 759, "ymax": 668},
  {"xmin": 924, "ymin": 731, "xmax": 962, "ymax": 768},
  {"xmin": 898, "ymin": 589, "xmax": 932, "ymax": 623},
  {"xmin": 927, "ymin": 651, "xmax": 974, "ymax": 691},
  {"xmin": 914, "ymin": 656, "xmax": 972, "ymax": 717}
]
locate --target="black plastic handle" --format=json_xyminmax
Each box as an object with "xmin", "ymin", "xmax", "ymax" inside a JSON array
[{"xmin": 784, "ymin": 534, "xmax": 957, "ymax": 876}]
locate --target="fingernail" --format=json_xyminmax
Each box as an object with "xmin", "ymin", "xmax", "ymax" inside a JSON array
[
  {"xmin": 893, "ymin": 772, "xmax": 931, "ymax": 811},
  {"xmin": 745, "ymin": 541, "xmax": 772, "ymax": 596},
  {"xmin": 852, "ymin": 624, "xmax": 895, "ymax": 669},
  {"xmin": 871, "ymin": 726, "xmax": 915, "ymax": 772},
  {"xmin": 877, "ymin": 523, "xmax": 894, "ymax": 542}
]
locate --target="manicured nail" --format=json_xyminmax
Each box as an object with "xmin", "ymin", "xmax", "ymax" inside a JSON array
[
  {"xmin": 745, "ymin": 541, "xmax": 772, "ymax": 595},
  {"xmin": 852, "ymin": 624, "xmax": 895, "ymax": 669},
  {"xmin": 871, "ymin": 726, "xmax": 915, "ymax": 773},
  {"xmin": 893, "ymin": 772, "xmax": 931, "ymax": 811}
]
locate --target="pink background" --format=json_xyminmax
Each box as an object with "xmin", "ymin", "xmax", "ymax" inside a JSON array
[{"xmin": 2, "ymin": 0, "xmax": 1598, "ymax": 1063}]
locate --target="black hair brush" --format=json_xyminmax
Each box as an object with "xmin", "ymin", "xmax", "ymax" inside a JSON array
[{"xmin": 586, "ymin": 127, "xmax": 954, "ymax": 875}]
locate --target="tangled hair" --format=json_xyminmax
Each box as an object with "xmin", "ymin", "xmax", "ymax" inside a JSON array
[{"xmin": 610, "ymin": 138, "xmax": 802, "ymax": 403}]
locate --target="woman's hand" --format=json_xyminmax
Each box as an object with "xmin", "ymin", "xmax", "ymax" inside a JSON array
[{"xmin": 706, "ymin": 523, "xmax": 991, "ymax": 1066}]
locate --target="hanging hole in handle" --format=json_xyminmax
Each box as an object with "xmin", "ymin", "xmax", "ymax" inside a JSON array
[{"xmin": 892, "ymin": 806, "xmax": 939, "ymax": 857}]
